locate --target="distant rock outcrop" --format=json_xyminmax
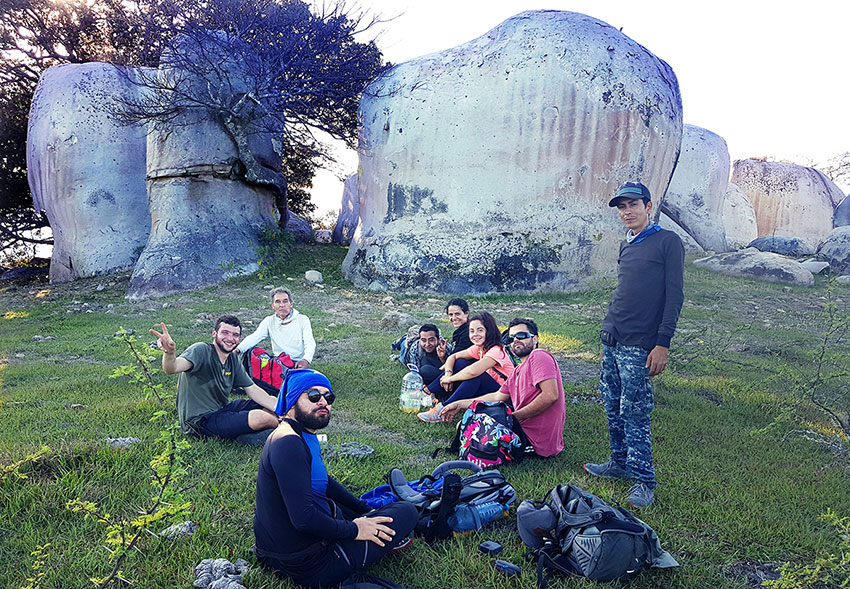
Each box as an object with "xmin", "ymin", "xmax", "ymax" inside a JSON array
[
  {"xmin": 722, "ymin": 183, "xmax": 758, "ymax": 249},
  {"xmin": 343, "ymin": 10, "xmax": 683, "ymax": 294},
  {"xmin": 817, "ymin": 226, "xmax": 850, "ymax": 274},
  {"xmin": 731, "ymin": 160, "xmax": 840, "ymax": 250},
  {"xmin": 27, "ymin": 63, "xmax": 150, "ymax": 282},
  {"xmin": 333, "ymin": 173, "xmax": 359, "ymax": 245},
  {"xmin": 661, "ymin": 125, "xmax": 728, "ymax": 252},
  {"xmin": 693, "ymin": 248, "xmax": 814, "ymax": 286}
]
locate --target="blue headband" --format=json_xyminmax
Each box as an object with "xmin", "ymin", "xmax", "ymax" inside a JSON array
[{"xmin": 275, "ymin": 369, "xmax": 333, "ymax": 415}]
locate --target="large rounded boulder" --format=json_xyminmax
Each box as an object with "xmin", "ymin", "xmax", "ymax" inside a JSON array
[
  {"xmin": 661, "ymin": 124, "xmax": 728, "ymax": 252},
  {"xmin": 343, "ymin": 10, "xmax": 682, "ymax": 294},
  {"xmin": 722, "ymin": 183, "xmax": 758, "ymax": 249},
  {"xmin": 731, "ymin": 159, "xmax": 841, "ymax": 250},
  {"xmin": 27, "ymin": 63, "xmax": 150, "ymax": 282},
  {"xmin": 834, "ymin": 194, "xmax": 850, "ymax": 227}
]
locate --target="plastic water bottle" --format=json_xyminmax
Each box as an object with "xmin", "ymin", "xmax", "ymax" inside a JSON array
[
  {"xmin": 448, "ymin": 502, "xmax": 508, "ymax": 533},
  {"xmin": 399, "ymin": 364, "xmax": 424, "ymax": 413}
]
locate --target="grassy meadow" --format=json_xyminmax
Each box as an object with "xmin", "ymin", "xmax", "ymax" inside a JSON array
[{"xmin": 1, "ymin": 244, "xmax": 848, "ymax": 588}]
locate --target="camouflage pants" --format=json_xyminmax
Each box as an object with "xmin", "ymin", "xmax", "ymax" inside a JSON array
[{"xmin": 600, "ymin": 343, "xmax": 656, "ymax": 487}]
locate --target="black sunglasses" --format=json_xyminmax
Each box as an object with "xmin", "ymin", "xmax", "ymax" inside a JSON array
[
  {"xmin": 503, "ymin": 331, "xmax": 534, "ymax": 344},
  {"xmin": 306, "ymin": 388, "xmax": 335, "ymax": 405}
]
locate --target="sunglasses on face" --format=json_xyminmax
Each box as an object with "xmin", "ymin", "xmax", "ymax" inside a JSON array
[
  {"xmin": 503, "ymin": 331, "xmax": 534, "ymax": 344},
  {"xmin": 306, "ymin": 388, "xmax": 335, "ymax": 405}
]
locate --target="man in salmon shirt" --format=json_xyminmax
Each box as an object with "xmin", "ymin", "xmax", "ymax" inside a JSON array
[{"xmin": 439, "ymin": 318, "xmax": 565, "ymax": 457}]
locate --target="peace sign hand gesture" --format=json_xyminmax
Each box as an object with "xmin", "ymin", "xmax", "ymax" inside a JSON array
[{"xmin": 150, "ymin": 322, "xmax": 176, "ymax": 355}]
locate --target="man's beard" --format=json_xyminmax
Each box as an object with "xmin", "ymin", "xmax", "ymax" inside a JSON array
[
  {"xmin": 513, "ymin": 343, "xmax": 533, "ymax": 358},
  {"xmin": 294, "ymin": 403, "xmax": 331, "ymax": 430},
  {"xmin": 214, "ymin": 337, "xmax": 237, "ymax": 354}
]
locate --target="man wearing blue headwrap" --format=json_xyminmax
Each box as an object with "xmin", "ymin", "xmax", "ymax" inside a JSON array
[{"xmin": 254, "ymin": 369, "xmax": 417, "ymax": 588}]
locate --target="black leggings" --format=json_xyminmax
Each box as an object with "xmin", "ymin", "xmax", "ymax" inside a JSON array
[{"xmin": 264, "ymin": 501, "xmax": 418, "ymax": 588}]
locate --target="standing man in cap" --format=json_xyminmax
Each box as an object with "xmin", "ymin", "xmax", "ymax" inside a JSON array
[
  {"xmin": 254, "ymin": 369, "xmax": 417, "ymax": 588},
  {"xmin": 584, "ymin": 182, "xmax": 685, "ymax": 508}
]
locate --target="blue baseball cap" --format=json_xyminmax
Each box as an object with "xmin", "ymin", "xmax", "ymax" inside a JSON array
[{"xmin": 608, "ymin": 182, "xmax": 651, "ymax": 207}]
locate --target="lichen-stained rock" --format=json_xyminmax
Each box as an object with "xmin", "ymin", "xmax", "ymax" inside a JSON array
[
  {"xmin": 27, "ymin": 63, "xmax": 150, "ymax": 282},
  {"xmin": 722, "ymin": 183, "xmax": 758, "ymax": 249},
  {"xmin": 661, "ymin": 125, "xmax": 728, "ymax": 252},
  {"xmin": 343, "ymin": 10, "xmax": 683, "ymax": 294},
  {"xmin": 332, "ymin": 174, "xmax": 359, "ymax": 245},
  {"xmin": 817, "ymin": 226, "xmax": 850, "ymax": 274},
  {"xmin": 658, "ymin": 213, "xmax": 703, "ymax": 253},
  {"xmin": 731, "ymin": 159, "xmax": 841, "ymax": 250},
  {"xmin": 834, "ymin": 194, "xmax": 850, "ymax": 228},
  {"xmin": 127, "ymin": 34, "xmax": 280, "ymax": 299},
  {"xmin": 693, "ymin": 248, "xmax": 814, "ymax": 286}
]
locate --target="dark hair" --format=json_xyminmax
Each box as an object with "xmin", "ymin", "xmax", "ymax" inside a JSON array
[
  {"xmin": 508, "ymin": 317, "xmax": 538, "ymax": 336},
  {"xmin": 468, "ymin": 312, "xmax": 502, "ymax": 352},
  {"xmin": 214, "ymin": 315, "xmax": 242, "ymax": 333},
  {"xmin": 419, "ymin": 323, "xmax": 440, "ymax": 337},
  {"xmin": 445, "ymin": 297, "xmax": 469, "ymax": 314}
]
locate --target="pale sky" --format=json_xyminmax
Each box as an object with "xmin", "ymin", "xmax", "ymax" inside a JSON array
[{"xmin": 310, "ymin": 1, "xmax": 850, "ymax": 214}]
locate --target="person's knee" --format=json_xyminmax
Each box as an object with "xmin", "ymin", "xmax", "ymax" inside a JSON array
[{"xmin": 248, "ymin": 409, "xmax": 278, "ymax": 431}]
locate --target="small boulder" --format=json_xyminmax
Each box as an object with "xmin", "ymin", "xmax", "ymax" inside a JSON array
[
  {"xmin": 194, "ymin": 558, "xmax": 249, "ymax": 589},
  {"xmin": 836, "ymin": 275, "xmax": 850, "ymax": 285},
  {"xmin": 693, "ymin": 248, "xmax": 814, "ymax": 286},
  {"xmin": 304, "ymin": 270, "xmax": 323, "ymax": 284},
  {"xmin": 314, "ymin": 229, "xmax": 332, "ymax": 244},
  {"xmin": 747, "ymin": 236, "xmax": 814, "ymax": 257},
  {"xmin": 380, "ymin": 311, "xmax": 414, "ymax": 330},
  {"xmin": 817, "ymin": 226, "xmax": 850, "ymax": 274},
  {"xmin": 105, "ymin": 437, "xmax": 142, "ymax": 449},
  {"xmin": 161, "ymin": 520, "xmax": 198, "ymax": 539},
  {"xmin": 797, "ymin": 259, "xmax": 830, "ymax": 275}
]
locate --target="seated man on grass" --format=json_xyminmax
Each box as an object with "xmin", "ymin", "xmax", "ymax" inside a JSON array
[
  {"xmin": 439, "ymin": 318, "xmax": 566, "ymax": 457},
  {"xmin": 254, "ymin": 369, "xmax": 417, "ymax": 588},
  {"xmin": 151, "ymin": 316, "xmax": 280, "ymax": 443},
  {"xmin": 400, "ymin": 323, "xmax": 445, "ymax": 385},
  {"xmin": 237, "ymin": 287, "xmax": 315, "ymax": 368}
]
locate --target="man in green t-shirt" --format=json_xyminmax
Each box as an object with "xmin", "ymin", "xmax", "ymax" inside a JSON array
[{"xmin": 151, "ymin": 315, "xmax": 280, "ymax": 440}]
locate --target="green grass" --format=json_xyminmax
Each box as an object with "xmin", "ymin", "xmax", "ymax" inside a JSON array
[{"xmin": 1, "ymin": 245, "xmax": 849, "ymax": 588}]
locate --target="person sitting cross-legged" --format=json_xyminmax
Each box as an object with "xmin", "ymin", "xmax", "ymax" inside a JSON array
[
  {"xmin": 439, "ymin": 318, "xmax": 566, "ymax": 457},
  {"xmin": 254, "ymin": 369, "xmax": 417, "ymax": 589},
  {"xmin": 150, "ymin": 316, "xmax": 279, "ymax": 443},
  {"xmin": 418, "ymin": 312, "xmax": 516, "ymax": 423}
]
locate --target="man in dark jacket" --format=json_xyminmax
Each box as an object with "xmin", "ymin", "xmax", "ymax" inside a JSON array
[
  {"xmin": 584, "ymin": 182, "xmax": 685, "ymax": 508},
  {"xmin": 254, "ymin": 369, "xmax": 417, "ymax": 588}
]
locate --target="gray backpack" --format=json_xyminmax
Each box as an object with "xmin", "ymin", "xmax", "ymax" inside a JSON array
[{"xmin": 518, "ymin": 484, "xmax": 678, "ymax": 586}]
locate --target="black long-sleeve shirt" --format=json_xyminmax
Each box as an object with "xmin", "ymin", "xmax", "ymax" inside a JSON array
[
  {"xmin": 254, "ymin": 426, "xmax": 369, "ymax": 568},
  {"xmin": 601, "ymin": 229, "xmax": 685, "ymax": 350}
]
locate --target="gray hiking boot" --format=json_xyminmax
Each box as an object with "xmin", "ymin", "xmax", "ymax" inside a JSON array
[
  {"xmin": 626, "ymin": 482, "xmax": 655, "ymax": 508},
  {"xmin": 583, "ymin": 460, "xmax": 630, "ymax": 480}
]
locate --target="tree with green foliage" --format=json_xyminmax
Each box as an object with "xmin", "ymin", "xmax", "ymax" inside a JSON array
[{"xmin": 0, "ymin": 0, "xmax": 384, "ymax": 255}]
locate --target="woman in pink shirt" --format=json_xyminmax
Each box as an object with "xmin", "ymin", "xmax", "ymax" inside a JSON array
[{"xmin": 418, "ymin": 312, "xmax": 515, "ymax": 423}]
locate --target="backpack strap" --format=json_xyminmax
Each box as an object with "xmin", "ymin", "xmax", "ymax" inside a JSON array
[
  {"xmin": 430, "ymin": 460, "xmax": 481, "ymax": 479},
  {"xmin": 423, "ymin": 472, "xmax": 462, "ymax": 544}
]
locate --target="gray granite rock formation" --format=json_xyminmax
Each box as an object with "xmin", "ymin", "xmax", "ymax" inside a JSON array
[
  {"xmin": 661, "ymin": 124, "xmax": 728, "ymax": 252},
  {"xmin": 817, "ymin": 226, "xmax": 850, "ymax": 274},
  {"xmin": 693, "ymin": 248, "xmax": 814, "ymax": 286},
  {"xmin": 333, "ymin": 173, "xmax": 359, "ymax": 245},
  {"xmin": 27, "ymin": 63, "xmax": 150, "ymax": 282},
  {"xmin": 722, "ymin": 183, "xmax": 758, "ymax": 249},
  {"xmin": 343, "ymin": 10, "xmax": 682, "ymax": 294}
]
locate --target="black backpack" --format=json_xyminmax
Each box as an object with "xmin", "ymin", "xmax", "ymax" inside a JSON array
[
  {"xmin": 518, "ymin": 484, "xmax": 678, "ymax": 586},
  {"xmin": 388, "ymin": 461, "xmax": 516, "ymax": 543}
]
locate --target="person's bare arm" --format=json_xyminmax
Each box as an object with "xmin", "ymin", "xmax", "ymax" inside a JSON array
[
  {"xmin": 512, "ymin": 378, "xmax": 560, "ymax": 421},
  {"xmin": 150, "ymin": 323, "xmax": 192, "ymax": 374},
  {"xmin": 244, "ymin": 383, "xmax": 279, "ymax": 413}
]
